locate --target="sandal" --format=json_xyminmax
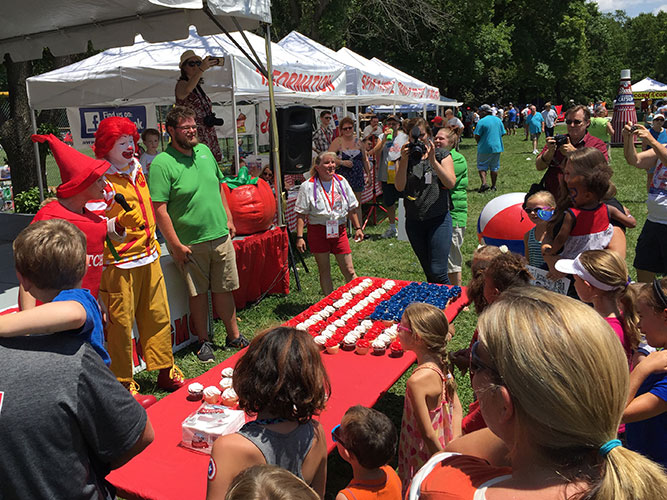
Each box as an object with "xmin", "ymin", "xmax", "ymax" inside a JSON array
[{"xmin": 226, "ymin": 334, "xmax": 250, "ymax": 349}]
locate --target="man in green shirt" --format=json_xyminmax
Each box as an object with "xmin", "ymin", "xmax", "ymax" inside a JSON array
[{"xmin": 149, "ymin": 106, "xmax": 248, "ymax": 363}]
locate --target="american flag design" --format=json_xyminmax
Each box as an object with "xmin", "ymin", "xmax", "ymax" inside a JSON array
[{"xmin": 611, "ymin": 74, "xmax": 638, "ymax": 145}]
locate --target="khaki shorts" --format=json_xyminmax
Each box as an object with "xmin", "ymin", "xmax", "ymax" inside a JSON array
[
  {"xmin": 447, "ymin": 226, "xmax": 466, "ymax": 273},
  {"xmin": 172, "ymin": 235, "xmax": 239, "ymax": 297}
]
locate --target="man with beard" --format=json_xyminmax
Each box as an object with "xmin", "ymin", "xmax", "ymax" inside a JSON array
[{"xmin": 149, "ymin": 107, "xmax": 247, "ymax": 364}]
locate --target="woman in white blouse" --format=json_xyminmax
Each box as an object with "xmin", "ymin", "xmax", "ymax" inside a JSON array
[{"xmin": 295, "ymin": 152, "xmax": 364, "ymax": 295}]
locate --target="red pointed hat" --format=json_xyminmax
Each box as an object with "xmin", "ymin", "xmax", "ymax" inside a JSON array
[{"xmin": 31, "ymin": 134, "xmax": 110, "ymax": 198}]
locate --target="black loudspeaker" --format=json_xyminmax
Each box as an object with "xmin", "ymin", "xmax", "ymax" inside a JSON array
[{"xmin": 277, "ymin": 106, "xmax": 313, "ymax": 174}]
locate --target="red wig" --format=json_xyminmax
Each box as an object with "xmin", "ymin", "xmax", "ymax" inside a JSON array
[{"xmin": 93, "ymin": 116, "xmax": 140, "ymax": 159}]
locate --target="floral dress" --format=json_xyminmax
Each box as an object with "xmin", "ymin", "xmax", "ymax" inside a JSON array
[
  {"xmin": 336, "ymin": 139, "xmax": 365, "ymax": 192},
  {"xmin": 176, "ymin": 83, "xmax": 223, "ymax": 162},
  {"xmin": 398, "ymin": 363, "xmax": 455, "ymax": 497}
]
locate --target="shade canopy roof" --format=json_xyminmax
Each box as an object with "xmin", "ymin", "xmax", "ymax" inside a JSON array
[{"xmin": 0, "ymin": 0, "xmax": 271, "ymax": 62}]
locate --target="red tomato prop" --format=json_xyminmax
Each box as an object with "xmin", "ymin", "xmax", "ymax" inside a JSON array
[{"xmin": 222, "ymin": 179, "xmax": 276, "ymax": 235}]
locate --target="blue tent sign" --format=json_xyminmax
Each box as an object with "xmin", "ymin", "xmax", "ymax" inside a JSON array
[{"xmin": 79, "ymin": 106, "xmax": 147, "ymax": 138}]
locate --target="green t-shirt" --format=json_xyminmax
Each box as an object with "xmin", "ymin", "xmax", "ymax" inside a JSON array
[
  {"xmin": 148, "ymin": 144, "xmax": 229, "ymax": 246},
  {"xmin": 450, "ymin": 150, "xmax": 468, "ymax": 227},
  {"xmin": 588, "ymin": 117, "xmax": 610, "ymax": 141}
]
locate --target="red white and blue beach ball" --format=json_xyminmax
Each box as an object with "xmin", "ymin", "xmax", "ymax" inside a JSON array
[{"xmin": 477, "ymin": 192, "xmax": 534, "ymax": 255}]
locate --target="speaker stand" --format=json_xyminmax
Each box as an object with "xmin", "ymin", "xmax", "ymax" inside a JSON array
[
  {"xmin": 286, "ymin": 228, "xmax": 309, "ymax": 293},
  {"xmin": 362, "ymin": 161, "xmax": 388, "ymax": 230}
]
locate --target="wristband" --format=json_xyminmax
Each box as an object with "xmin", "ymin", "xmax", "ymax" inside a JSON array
[
  {"xmin": 296, "ymin": 235, "xmax": 304, "ymax": 239},
  {"xmin": 354, "ymin": 227, "xmax": 362, "ymax": 231}
]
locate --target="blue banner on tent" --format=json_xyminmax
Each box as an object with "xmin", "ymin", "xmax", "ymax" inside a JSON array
[{"xmin": 78, "ymin": 106, "xmax": 147, "ymax": 138}]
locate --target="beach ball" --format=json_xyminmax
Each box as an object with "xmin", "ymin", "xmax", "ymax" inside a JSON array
[{"xmin": 477, "ymin": 192, "xmax": 534, "ymax": 255}]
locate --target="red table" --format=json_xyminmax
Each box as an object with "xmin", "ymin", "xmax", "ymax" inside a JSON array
[
  {"xmin": 108, "ymin": 278, "xmax": 468, "ymax": 500},
  {"xmin": 231, "ymin": 226, "xmax": 289, "ymax": 309}
]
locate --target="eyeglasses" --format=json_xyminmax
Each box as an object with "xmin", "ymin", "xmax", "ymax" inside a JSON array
[
  {"xmin": 565, "ymin": 119, "xmax": 584, "ymax": 125},
  {"xmin": 322, "ymin": 116, "xmax": 332, "ymax": 120},
  {"xmin": 185, "ymin": 60, "xmax": 202, "ymax": 67},
  {"xmin": 341, "ymin": 126, "xmax": 354, "ymax": 131},
  {"xmin": 470, "ymin": 341, "xmax": 502, "ymax": 380},
  {"xmin": 331, "ymin": 424, "xmax": 346, "ymax": 447},
  {"xmin": 175, "ymin": 125, "xmax": 197, "ymax": 130},
  {"xmin": 654, "ymin": 118, "xmax": 665, "ymax": 122},
  {"xmin": 397, "ymin": 324, "xmax": 412, "ymax": 334}
]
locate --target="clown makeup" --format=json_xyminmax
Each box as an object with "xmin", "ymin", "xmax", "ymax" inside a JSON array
[{"xmin": 107, "ymin": 134, "xmax": 136, "ymax": 169}]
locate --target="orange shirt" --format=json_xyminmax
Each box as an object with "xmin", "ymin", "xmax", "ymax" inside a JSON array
[{"xmin": 338, "ymin": 465, "xmax": 402, "ymax": 500}]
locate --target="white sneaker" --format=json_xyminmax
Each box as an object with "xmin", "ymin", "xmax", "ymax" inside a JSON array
[
  {"xmin": 382, "ymin": 227, "xmax": 397, "ymax": 239},
  {"xmin": 532, "ymin": 149, "xmax": 538, "ymax": 155}
]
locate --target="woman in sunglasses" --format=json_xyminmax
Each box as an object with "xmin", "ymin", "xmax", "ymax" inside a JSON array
[
  {"xmin": 175, "ymin": 50, "xmax": 223, "ymax": 162},
  {"xmin": 408, "ymin": 287, "xmax": 667, "ymax": 499},
  {"xmin": 328, "ymin": 116, "xmax": 371, "ymax": 223}
]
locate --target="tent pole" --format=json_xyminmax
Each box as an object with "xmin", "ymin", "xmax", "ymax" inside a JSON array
[
  {"xmin": 231, "ymin": 57, "xmax": 240, "ymax": 174},
  {"xmin": 263, "ymin": 23, "xmax": 284, "ymax": 225},
  {"xmin": 29, "ymin": 107, "xmax": 44, "ymax": 201},
  {"xmin": 253, "ymin": 103, "xmax": 259, "ymax": 155},
  {"xmin": 355, "ymin": 102, "xmax": 360, "ymax": 133}
]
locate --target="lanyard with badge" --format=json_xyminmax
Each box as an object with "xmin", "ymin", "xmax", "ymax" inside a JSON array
[{"xmin": 314, "ymin": 176, "xmax": 348, "ymax": 238}]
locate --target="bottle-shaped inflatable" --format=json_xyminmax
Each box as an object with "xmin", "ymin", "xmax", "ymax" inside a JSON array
[{"xmin": 611, "ymin": 69, "xmax": 638, "ymax": 145}]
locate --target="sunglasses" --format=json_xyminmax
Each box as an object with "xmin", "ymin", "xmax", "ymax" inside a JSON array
[
  {"xmin": 185, "ymin": 60, "xmax": 202, "ymax": 67},
  {"xmin": 654, "ymin": 118, "xmax": 665, "ymax": 122},
  {"xmin": 322, "ymin": 116, "xmax": 332, "ymax": 120},
  {"xmin": 524, "ymin": 206, "xmax": 555, "ymax": 221},
  {"xmin": 341, "ymin": 126, "xmax": 354, "ymax": 131},
  {"xmin": 565, "ymin": 119, "xmax": 583, "ymax": 125},
  {"xmin": 470, "ymin": 341, "xmax": 502, "ymax": 380},
  {"xmin": 331, "ymin": 424, "xmax": 346, "ymax": 447},
  {"xmin": 397, "ymin": 324, "xmax": 412, "ymax": 334}
]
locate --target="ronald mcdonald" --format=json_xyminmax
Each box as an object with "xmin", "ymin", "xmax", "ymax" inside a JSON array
[{"xmin": 94, "ymin": 117, "xmax": 185, "ymax": 407}]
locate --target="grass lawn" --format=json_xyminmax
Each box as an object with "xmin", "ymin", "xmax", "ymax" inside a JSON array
[{"xmin": 48, "ymin": 126, "xmax": 648, "ymax": 498}]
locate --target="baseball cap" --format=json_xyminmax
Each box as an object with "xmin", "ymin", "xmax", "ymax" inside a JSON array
[
  {"xmin": 554, "ymin": 255, "xmax": 621, "ymax": 291},
  {"xmin": 654, "ymin": 113, "xmax": 665, "ymax": 120},
  {"xmin": 385, "ymin": 114, "xmax": 399, "ymax": 123},
  {"xmin": 479, "ymin": 104, "xmax": 492, "ymax": 113},
  {"xmin": 431, "ymin": 116, "xmax": 444, "ymax": 126}
]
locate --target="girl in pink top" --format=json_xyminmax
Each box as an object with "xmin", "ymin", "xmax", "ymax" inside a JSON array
[
  {"xmin": 555, "ymin": 249, "xmax": 641, "ymax": 368},
  {"xmin": 397, "ymin": 303, "xmax": 462, "ymax": 497}
]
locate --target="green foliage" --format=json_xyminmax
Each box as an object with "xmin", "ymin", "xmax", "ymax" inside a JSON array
[
  {"xmin": 269, "ymin": 0, "xmax": 667, "ymax": 105},
  {"xmin": 13, "ymin": 186, "xmax": 53, "ymax": 214}
]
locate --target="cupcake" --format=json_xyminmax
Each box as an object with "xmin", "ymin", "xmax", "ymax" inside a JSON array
[
  {"xmin": 390, "ymin": 341, "xmax": 404, "ymax": 357},
  {"xmin": 334, "ymin": 318, "xmax": 346, "ymax": 328},
  {"xmin": 313, "ymin": 336, "xmax": 327, "ymax": 349},
  {"xmin": 355, "ymin": 339, "xmax": 370, "ymax": 355},
  {"xmin": 221, "ymin": 388, "xmax": 239, "ymax": 407},
  {"xmin": 341, "ymin": 336, "xmax": 356, "ymax": 351},
  {"xmin": 203, "ymin": 386, "xmax": 221, "ymax": 404},
  {"xmin": 378, "ymin": 333, "xmax": 392, "ymax": 345},
  {"xmin": 360, "ymin": 319, "xmax": 373, "ymax": 330},
  {"xmin": 371, "ymin": 338, "xmax": 387, "ymax": 355},
  {"xmin": 187, "ymin": 382, "xmax": 204, "ymax": 400},
  {"xmin": 383, "ymin": 280, "xmax": 396, "ymax": 290},
  {"xmin": 221, "ymin": 367, "xmax": 234, "ymax": 378},
  {"xmin": 219, "ymin": 377, "xmax": 233, "ymax": 391},
  {"xmin": 324, "ymin": 305, "xmax": 336, "ymax": 315},
  {"xmin": 325, "ymin": 338, "xmax": 340, "ymax": 354}
]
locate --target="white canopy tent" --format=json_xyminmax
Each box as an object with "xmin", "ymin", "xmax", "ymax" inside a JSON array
[
  {"xmin": 632, "ymin": 77, "xmax": 667, "ymax": 93},
  {"xmin": 27, "ymin": 28, "xmax": 349, "ymax": 110}
]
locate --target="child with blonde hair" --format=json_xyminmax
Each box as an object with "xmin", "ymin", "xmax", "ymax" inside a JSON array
[
  {"xmin": 397, "ymin": 303, "xmax": 462, "ymax": 496},
  {"xmin": 555, "ymin": 249, "xmax": 640, "ymax": 366},
  {"xmin": 522, "ymin": 190, "xmax": 556, "ymax": 269}
]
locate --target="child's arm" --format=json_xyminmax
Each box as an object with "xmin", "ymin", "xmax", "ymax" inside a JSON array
[
  {"xmin": 523, "ymin": 231, "xmax": 531, "ymax": 261},
  {"xmin": 0, "ymin": 301, "xmax": 86, "ymax": 337},
  {"xmin": 622, "ymin": 350, "xmax": 667, "ymax": 423},
  {"xmin": 544, "ymin": 212, "xmax": 574, "ymax": 256},
  {"xmin": 607, "ymin": 204, "xmax": 636, "ymax": 229},
  {"xmin": 406, "ymin": 370, "xmax": 446, "ymax": 456},
  {"xmin": 451, "ymin": 390, "xmax": 463, "ymax": 439}
]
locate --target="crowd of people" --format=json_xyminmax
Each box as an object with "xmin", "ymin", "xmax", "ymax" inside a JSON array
[{"xmin": 0, "ymin": 75, "xmax": 666, "ymax": 500}]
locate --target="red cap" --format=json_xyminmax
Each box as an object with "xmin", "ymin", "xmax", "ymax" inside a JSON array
[
  {"xmin": 31, "ymin": 134, "xmax": 110, "ymax": 198},
  {"xmin": 431, "ymin": 116, "xmax": 445, "ymax": 126}
]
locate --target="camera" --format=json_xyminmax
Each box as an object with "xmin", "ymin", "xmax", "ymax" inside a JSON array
[
  {"xmin": 554, "ymin": 134, "xmax": 569, "ymax": 147},
  {"xmin": 407, "ymin": 126, "xmax": 425, "ymax": 165},
  {"xmin": 203, "ymin": 112, "xmax": 224, "ymax": 128}
]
